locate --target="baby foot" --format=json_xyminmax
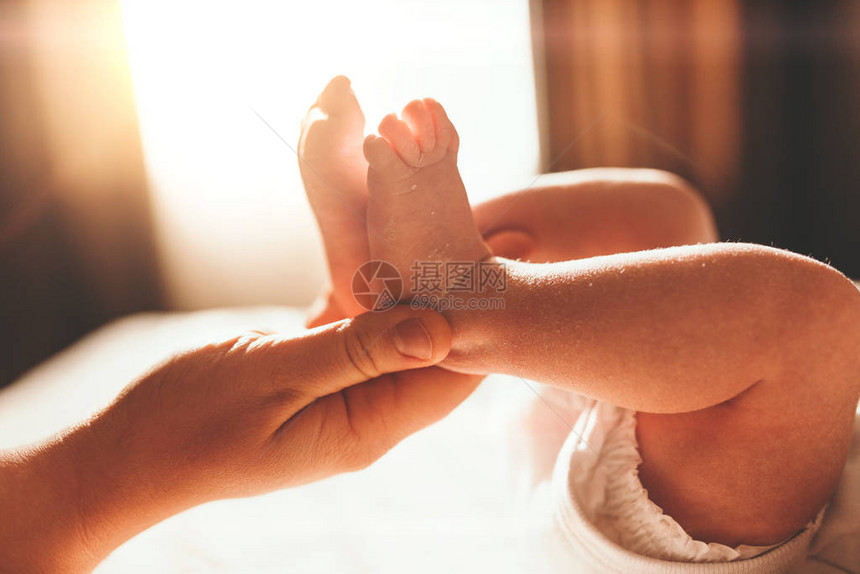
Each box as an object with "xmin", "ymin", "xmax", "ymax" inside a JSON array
[
  {"xmin": 363, "ymin": 98, "xmax": 491, "ymax": 296},
  {"xmin": 299, "ymin": 76, "xmax": 371, "ymax": 318}
]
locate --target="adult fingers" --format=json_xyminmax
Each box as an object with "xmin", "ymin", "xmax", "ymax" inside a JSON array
[
  {"xmin": 269, "ymin": 306, "xmax": 453, "ymax": 400},
  {"xmin": 308, "ymin": 367, "xmax": 485, "ymax": 471}
]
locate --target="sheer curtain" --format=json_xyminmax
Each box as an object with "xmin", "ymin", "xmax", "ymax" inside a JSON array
[
  {"xmin": 535, "ymin": 0, "xmax": 741, "ymax": 198},
  {"xmin": 534, "ymin": 0, "xmax": 860, "ymax": 277}
]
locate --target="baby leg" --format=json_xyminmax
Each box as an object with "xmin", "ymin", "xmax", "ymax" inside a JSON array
[
  {"xmin": 471, "ymin": 169, "xmax": 720, "ymax": 488},
  {"xmin": 299, "ymin": 76, "xmax": 370, "ymax": 321},
  {"xmin": 473, "ymin": 168, "xmax": 717, "ymax": 262},
  {"xmin": 444, "ymin": 242, "xmax": 860, "ymax": 547},
  {"xmin": 362, "ymin": 103, "xmax": 860, "ymax": 548}
]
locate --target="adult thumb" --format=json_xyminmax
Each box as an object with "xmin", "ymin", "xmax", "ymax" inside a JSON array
[{"xmin": 280, "ymin": 306, "xmax": 453, "ymax": 399}]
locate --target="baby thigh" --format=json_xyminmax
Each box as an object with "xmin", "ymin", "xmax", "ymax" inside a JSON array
[{"xmin": 474, "ymin": 167, "xmax": 718, "ymax": 261}]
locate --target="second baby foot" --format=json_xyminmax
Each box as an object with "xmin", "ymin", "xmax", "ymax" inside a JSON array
[
  {"xmin": 363, "ymin": 98, "xmax": 491, "ymax": 296},
  {"xmin": 299, "ymin": 76, "xmax": 371, "ymax": 317}
]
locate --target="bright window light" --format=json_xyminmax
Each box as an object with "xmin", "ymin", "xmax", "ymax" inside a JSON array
[{"xmin": 121, "ymin": 0, "xmax": 540, "ymax": 309}]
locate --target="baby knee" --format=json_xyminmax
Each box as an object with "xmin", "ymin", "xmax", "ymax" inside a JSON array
[{"xmin": 633, "ymin": 169, "xmax": 717, "ymax": 242}]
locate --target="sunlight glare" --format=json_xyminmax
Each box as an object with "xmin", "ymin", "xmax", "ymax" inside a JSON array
[{"xmin": 120, "ymin": 0, "xmax": 539, "ymax": 309}]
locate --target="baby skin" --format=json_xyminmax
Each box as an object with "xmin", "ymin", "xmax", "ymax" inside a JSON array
[{"xmin": 300, "ymin": 78, "xmax": 860, "ymax": 547}]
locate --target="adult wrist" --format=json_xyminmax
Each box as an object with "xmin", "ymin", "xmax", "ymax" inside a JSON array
[
  {"xmin": 59, "ymin": 404, "xmax": 181, "ymax": 570},
  {"xmin": 0, "ymin": 407, "xmax": 174, "ymax": 572},
  {"xmin": 0, "ymin": 432, "xmax": 103, "ymax": 572}
]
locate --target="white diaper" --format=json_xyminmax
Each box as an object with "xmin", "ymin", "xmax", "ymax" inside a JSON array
[
  {"xmin": 566, "ymin": 400, "xmax": 825, "ymax": 563},
  {"xmin": 514, "ymin": 389, "xmax": 828, "ymax": 573}
]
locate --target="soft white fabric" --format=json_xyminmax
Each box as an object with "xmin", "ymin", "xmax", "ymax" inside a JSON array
[
  {"xmin": 513, "ymin": 385, "xmax": 858, "ymax": 574},
  {"xmin": 579, "ymin": 404, "xmax": 824, "ymax": 562},
  {"xmin": 0, "ymin": 309, "xmax": 526, "ymax": 574},
  {"xmin": 1, "ymin": 308, "xmax": 858, "ymax": 573}
]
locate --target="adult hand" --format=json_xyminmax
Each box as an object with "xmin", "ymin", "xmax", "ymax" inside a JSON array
[{"xmin": 0, "ymin": 306, "xmax": 481, "ymax": 572}]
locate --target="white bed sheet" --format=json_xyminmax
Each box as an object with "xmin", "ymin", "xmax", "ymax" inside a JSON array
[
  {"xmin": 0, "ymin": 307, "xmax": 857, "ymax": 573},
  {"xmin": 0, "ymin": 308, "xmax": 531, "ymax": 573}
]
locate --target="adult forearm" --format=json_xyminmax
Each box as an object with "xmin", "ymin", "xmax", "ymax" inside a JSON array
[
  {"xmin": 0, "ymin": 306, "xmax": 470, "ymax": 572},
  {"xmin": 442, "ymin": 243, "xmax": 842, "ymax": 413},
  {"xmin": 0, "ymin": 418, "xmax": 174, "ymax": 572},
  {"xmin": 0, "ymin": 432, "xmax": 103, "ymax": 572}
]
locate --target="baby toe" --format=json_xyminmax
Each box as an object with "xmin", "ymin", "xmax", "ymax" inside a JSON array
[
  {"xmin": 378, "ymin": 113, "xmax": 421, "ymax": 166},
  {"xmin": 318, "ymin": 75, "xmax": 357, "ymax": 115},
  {"xmin": 423, "ymin": 98, "xmax": 458, "ymax": 154},
  {"xmin": 363, "ymin": 134, "xmax": 413, "ymax": 180},
  {"xmin": 401, "ymin": 99, "xmax": 436, "ymax": 156}
]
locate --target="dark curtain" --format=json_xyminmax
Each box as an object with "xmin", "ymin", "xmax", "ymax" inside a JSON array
[{"xmin": 534, "ymin": 0, "xmax": 859, "ymax": 277}]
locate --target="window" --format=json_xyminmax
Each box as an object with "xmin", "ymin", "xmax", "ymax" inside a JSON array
[{"xmin": 122, "ymin": 0, "xmax": 540, "ymax": 309}]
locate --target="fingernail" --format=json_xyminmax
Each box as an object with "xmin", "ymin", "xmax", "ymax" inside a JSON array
[{"xmin": 393, "ymin": 318, "xmax": 433, "ymax": 360}]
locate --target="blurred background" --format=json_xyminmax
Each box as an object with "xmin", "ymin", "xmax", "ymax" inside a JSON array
[{"xmin": 1, "ymin": 0, "xmax": 858, "ymax": 386}]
